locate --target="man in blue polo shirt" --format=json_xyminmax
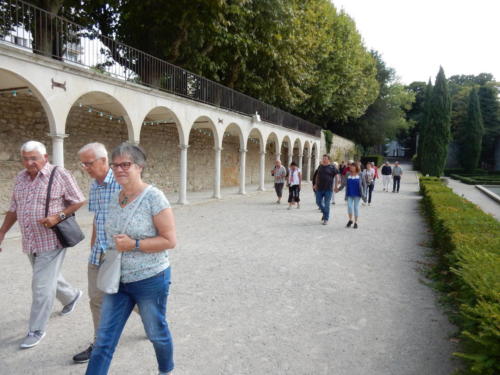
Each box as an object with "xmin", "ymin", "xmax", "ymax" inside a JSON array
[{"xmin": 73, "ymin": 142, "xmax": 121, "ymax": 363}]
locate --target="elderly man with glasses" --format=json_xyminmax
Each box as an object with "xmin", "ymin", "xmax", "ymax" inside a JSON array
[
  {"xmin": 73, "ymin": 142, "xmax": 121, "ymax": 363},
  {"xmin": 0, "ymin": 140, "xmax": 85, "ymax": 349}
]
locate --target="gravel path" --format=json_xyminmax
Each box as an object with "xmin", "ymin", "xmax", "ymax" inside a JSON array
[{"xmin": 0, "ymin": 165, "xmax": 461, "ymax": 374}]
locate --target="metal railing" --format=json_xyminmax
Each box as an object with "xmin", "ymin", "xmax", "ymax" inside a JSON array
[{"xmin": 0, "ymin": 0, "xmax": 322, "ymax": 137}]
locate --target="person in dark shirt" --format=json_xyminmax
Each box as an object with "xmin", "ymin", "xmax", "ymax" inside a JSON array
[
  {"xmin": 381, "ymin": 161, "xmax": 392, "ymax": 192},
  {"xmin": 312, "ymin": 154, "xmax": 339, "ymax": 225}
]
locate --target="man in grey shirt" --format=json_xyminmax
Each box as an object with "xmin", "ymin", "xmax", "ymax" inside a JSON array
[
  {"xmin": 271, "ymin": 160, "xmax": 287, "ymax": 204},
  {"xmin": 392, "ymin": 161, "xmax": 403, "ymax": 193}
]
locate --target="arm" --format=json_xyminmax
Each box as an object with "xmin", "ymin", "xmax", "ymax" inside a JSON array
[
  {"xmin": 91, "ymin": 221, "xmax": 97, "ymax": 248},
  {"xmin": 39, "ymin": 200, "xmax": 86, "ymax": 228},
  {"xmin": 0, "ymin": 211, "xmax": 17, "ymax": 252},
  {"xmin": 114, "ymin": 208, "xmax": 177, "ymax": 253}
]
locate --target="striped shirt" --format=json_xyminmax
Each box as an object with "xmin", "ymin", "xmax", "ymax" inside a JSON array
[
  {"xmin": 9, "ymin": 163, "xmax": 85, "ymax": 254},
  {"xmin": 88, "ymin": 168, "xmax": 121, "ymax": 266}
]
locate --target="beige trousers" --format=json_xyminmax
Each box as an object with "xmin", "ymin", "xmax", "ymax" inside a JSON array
[{"xmin": 88, "ymin": 262, "xmax": 140, "ymax": 339}]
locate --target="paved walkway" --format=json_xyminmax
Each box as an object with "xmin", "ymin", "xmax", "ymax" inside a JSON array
[
  {"xmin": 445, "ymin": 177, "xmax": 500, "ymax": 220},
  {"xmin": 0, "ymin": 165, "xmax": 461, "ymax": 374}
]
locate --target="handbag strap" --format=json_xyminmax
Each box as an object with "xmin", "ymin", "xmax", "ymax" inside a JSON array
[
  {"xmin": 44, "ymin": 166, "xmax": 58, "ymax": 218},
  {"xmin": 120, "ymin": 185, "xmax": 152, "ymax": 233}
]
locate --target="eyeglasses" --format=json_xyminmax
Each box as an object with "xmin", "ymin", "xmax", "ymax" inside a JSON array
[
  {"xmin": 80, "ymin": 159, "xmax": 99, "ymax": 168},
  {"xmin": 110, "ymin": 162, "xmax": 134, "ymax": 171}
]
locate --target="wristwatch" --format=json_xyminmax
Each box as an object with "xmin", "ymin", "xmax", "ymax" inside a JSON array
[
  {"xmin": 134, "ymin": 239, "xmax": 140, "ymax": 251},
  {"xmin": 58, "ymin": 212, "xmax": 67, "ymax": 221}
]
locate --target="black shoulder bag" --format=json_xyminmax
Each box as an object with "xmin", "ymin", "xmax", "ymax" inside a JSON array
[{"xmin": 45, "ymin": 166, "xmax": 85, "ymax": 248}]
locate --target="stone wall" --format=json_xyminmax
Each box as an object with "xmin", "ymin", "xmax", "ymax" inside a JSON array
[
  {"xmin": 0, "ymin": 94, "xmax": 278, "ymax": 212},
  {"xmin": 320, "ymin": 131, "xmax": 356, "ymax": 163}
]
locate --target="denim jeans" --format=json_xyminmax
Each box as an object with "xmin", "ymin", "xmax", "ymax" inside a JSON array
[
  {"xmin": 315, "ymin": 190, "xmax": 333, "ymax": 220},
  {"xmin": 86, "ymin": 268, "xmax": 173, "ymax": 375},
  {"xmin": 347, "ymin": 196, "xmax": 361, "ymax": 217}
]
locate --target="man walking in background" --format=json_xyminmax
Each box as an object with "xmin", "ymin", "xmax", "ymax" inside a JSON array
[
  {"xmin": 381, "ymin": 161, "xmax": 392, "ymax": 191},
  {"xmin": 271, "ymin": 159, "xmax": 287, "ymax": 204},
  {"xmin": 392, "ymin": 161, "xmax": 403, "ymax": 193},
  {"xmin": 313, "ymin": 154, "xmax": 339, "ymax": 225}
]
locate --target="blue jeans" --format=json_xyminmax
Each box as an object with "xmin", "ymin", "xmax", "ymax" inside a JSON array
[
  {"xmin": 347, "ymin": 196, "xmax": 361, "ymax": 217},
  {"xmin": 316, "ymin": 190, "xmax": 333, "ymax": 220},
  {"xmin": 86, "ymin": 268, "xmax": 173, "ymax": 375}
]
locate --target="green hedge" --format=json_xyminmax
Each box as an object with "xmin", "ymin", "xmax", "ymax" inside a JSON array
[
  {"xmin": 419, "ymin": 177, "xmax": 500, "ymax": 374},
  {"xmin": 449, "ymin": 174, "xmax": 500, "ymax": 185},
  {"xmin": 360, "ymin": 155, "xmax": 384, "ymax": 167}
]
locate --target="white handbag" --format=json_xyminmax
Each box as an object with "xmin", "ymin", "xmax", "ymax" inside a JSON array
[{"xmin": 96, "ymin": 186, "xmax": 152, "ymax": 294}]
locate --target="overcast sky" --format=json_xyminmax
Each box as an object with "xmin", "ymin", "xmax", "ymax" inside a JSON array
[{"xmin": 332, "ymin": 0, "xmax": 500, "ymax": 84}]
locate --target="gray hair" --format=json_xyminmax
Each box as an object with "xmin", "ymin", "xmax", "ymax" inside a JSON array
[
  {"xmin": 20, "ymin": 140, "xmax": 47, "ymax": 155},
  {"xmin": 111, "ymin": 142, "xmax": 147, "ymax": 168},
  {"xmin": 78, "ymin": 142, "xmax": 108, "ymax": 160}
]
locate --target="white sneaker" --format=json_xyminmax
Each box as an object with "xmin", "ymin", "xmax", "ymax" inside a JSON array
[{"xmin": 20, "ymin": 331, "xmax": 46, "ymax": 349}]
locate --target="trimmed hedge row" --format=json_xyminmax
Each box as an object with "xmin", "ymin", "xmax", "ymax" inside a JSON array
[
  {"xmin": 449, "ymin": 174, "xmax": 500, "ymax": 185},
  {"xmin": 419, "ymin": 177, "xmax": 500, "ymax": 374}
]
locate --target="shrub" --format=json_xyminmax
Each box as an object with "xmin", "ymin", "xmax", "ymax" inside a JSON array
[
  {"xmin": 419, "ymin": 178, "xmax": 500, "ymax": 374},
  {"xmin": 449, "ymin": 174, "xmax": 500, "ymax": 185},
  {"xmin": 360, "ymin": 155, "xmax": 384, "ymax": 167}
]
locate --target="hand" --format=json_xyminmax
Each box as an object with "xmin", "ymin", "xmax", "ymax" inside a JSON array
[
  {"xmin": 38, "ymin": 214, "xmax": 60, "ymax": 228},
  {"xmin": 113, "ymin": 234, "xmax": 135, "ymax": 252}
]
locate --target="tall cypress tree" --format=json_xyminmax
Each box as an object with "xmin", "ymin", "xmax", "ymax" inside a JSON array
[
  {"xmin": 458, "ymin": 89, "xmax": 484, "ymax": 170},
  {"xmin": 416, "ymin": 79, "xmax": 432, "ymax": 169},
  {"xmin": 478, "ymin": 85, "xmax": 500, "ymax": 167},
  {"xmin": 420, "ymin": 67, "xmax": 452, "ymax": 176}
]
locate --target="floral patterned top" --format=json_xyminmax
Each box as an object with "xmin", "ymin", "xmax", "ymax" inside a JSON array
[{"xmin": 106, "ymin": 186, "xmax": 171, "ymax": 283}]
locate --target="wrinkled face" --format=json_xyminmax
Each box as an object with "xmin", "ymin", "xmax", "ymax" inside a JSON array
[
  {"xmin": 22, "ymin": 150, "xmax": 48, "ymax": 177},
  {"xmin": 110, "ymin": 154, "xmax": 142, "ymax": 186},
  {"xmin": 79, "ymin": 149, "xmax": 108, "ymax": 180},
  {"xmin": 275, "ymin": 160, "xmax": 281, "ymax": 168}
]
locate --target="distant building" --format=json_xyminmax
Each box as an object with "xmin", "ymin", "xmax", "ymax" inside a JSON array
[{"xmin": 385, "ymin": 140, "xmax": 405, "ymax": 157}]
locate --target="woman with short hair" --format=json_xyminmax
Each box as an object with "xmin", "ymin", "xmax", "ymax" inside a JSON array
[
  {"xmin": 337, "ymin": 162, "xmax": 367, "ymax": 229},
  {"xmin": 86, "ymin": 142, "xmax": 176, "ymax": 375}
]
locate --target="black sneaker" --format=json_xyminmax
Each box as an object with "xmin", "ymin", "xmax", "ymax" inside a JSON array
[
  {"xmin": 353, "ymin": 223, "xmax": 358, "ymax": 229},
  {"xmin": 73, "ymin": 344, "xmax": 93, "ymax": 363},
  {"xmin": 346, "ymin": 220, "xmax": 353, "ymax": 228}
]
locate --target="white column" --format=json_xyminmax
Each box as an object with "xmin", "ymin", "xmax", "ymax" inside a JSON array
[
  {"xmin": 178, "ymin": 144, "xmax": 189, "ymax": 205},
  {"xmin": 276, "ymin": 152, "xmax": 281, "ymax": 163},
  {"xmin": 258, "ymin": 151, "xmax": 266, "ymax": 191},
  {"xmin": 213, "ymin": 146, "xmax": 222, "ymax": 199},
  {"xmin": 306, "ymin": 152, "xmax": 312, "ymax": 182},
  {"xmin": 239, "ymin": 148, "xmax": 247, "ymax": 195},
  {"xmin": 49, "ymin": 133, "xmax": 67, "ymax": 167},
  {"xmin": 288, "ymin": 151, "xmax": 293, "ymax": 168},
  {"xmin": 298, "ymin": 153, "xmax": 303, "ymax": 172}
]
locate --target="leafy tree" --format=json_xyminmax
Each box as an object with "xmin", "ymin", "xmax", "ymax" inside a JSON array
[
  {"xmin": 457, "ymin": 89, "xmax": 484, "ymax": 170},
  {"xmin": 329, "ymin": 51, "xmax": 415, "ymax": 152},
  {"xmin": 420, "ymin": 67, "xmax": 451, "ymax": 176}
]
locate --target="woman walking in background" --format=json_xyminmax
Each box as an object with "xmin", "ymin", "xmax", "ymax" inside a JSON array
[
  {"xmin": 337, "ymin": 162, "xmax": 366, "ymax": 229},
  {"xmin": 287, "ymin": 162, "xmax": 301, "ymax": 210},
  {"xmin": 362, "ymin": 162, "xmax": 376, "ymax": 206}
]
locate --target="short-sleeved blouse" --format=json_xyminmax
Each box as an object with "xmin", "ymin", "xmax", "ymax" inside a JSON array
[{"xmin": 105, "ymin": 186, "xmax": 171, "ymax": 283}]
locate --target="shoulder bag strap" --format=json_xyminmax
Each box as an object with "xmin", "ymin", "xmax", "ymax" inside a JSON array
[
  {"xmin": 120, "ymin": 185, "xmax": 152, "ymax": 233},
  {"xmin": 45, "ymin": 166, "xmax": 58, "ymax": 218}
]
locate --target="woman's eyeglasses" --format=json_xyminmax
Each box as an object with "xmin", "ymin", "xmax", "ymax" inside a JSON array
[{"xmin": 110, "ymin": 162, "xmax": 134, "ymax": 171}]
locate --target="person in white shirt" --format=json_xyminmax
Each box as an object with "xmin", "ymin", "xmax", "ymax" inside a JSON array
[{"xmin": 287, "ymin": 162, "xmax": 302, "ymax": 210}]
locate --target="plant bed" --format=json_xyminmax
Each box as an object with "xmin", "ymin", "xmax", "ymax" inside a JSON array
[{"xmin": 419, "ymin": 177, "xmax": 500, "ymax": 375}]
